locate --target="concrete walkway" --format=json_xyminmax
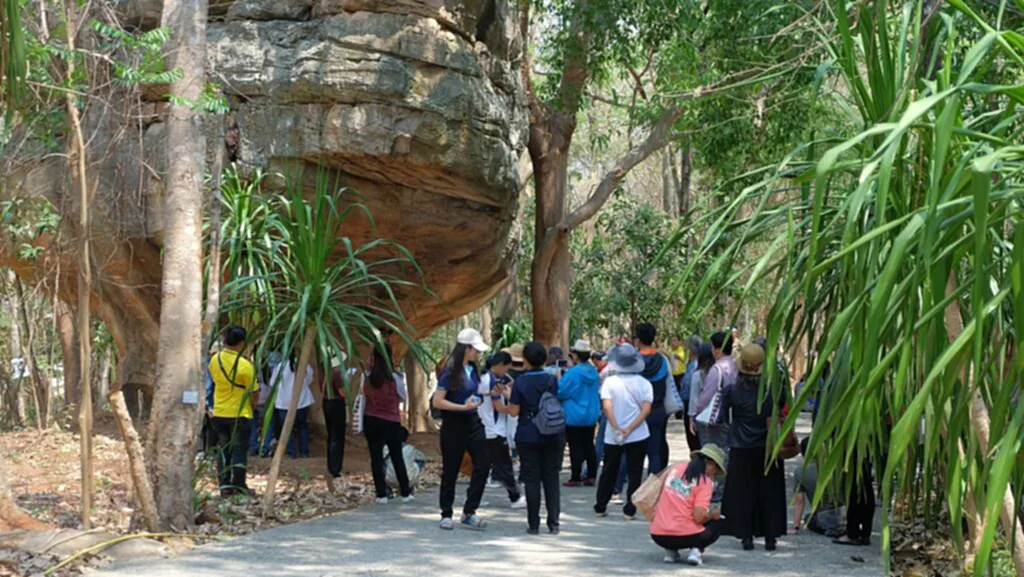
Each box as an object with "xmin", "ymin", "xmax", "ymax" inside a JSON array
[{"xmin": 95, "ymin": 419, "xmax": 880, "ymax": 577}]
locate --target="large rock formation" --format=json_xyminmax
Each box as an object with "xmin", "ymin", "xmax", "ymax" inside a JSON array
[{"xmin": 3, "ymin": 0, "xmax": 528, "ymax": 409}]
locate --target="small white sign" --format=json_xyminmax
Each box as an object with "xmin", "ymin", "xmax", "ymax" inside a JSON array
[{"xmin": 181, "ymin": 390, "xmax": 200, "ymax": 405}]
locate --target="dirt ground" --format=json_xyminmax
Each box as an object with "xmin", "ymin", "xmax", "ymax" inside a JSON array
[{"xmin": 0, "ymin": 411, "xmax": 442, "ymax": 535}]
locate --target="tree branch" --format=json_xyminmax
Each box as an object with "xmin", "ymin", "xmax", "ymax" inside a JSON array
[{"xmin": 563, "ymin": 104, "xmax": 684, "ymax": 232}]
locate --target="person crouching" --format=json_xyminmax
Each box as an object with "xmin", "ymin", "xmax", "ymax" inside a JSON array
[{"xmin": 649, "ymin": 444, "xmax": 728, "ymax": 566}]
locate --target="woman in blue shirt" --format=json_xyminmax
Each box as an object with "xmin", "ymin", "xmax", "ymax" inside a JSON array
[
  {"xmin": 432, "ymin": 328, "xmax": 491, "ymax": 530},
  {"xmin": 508, "ymin": 342, "xmax": 565, "ymax": 535}
]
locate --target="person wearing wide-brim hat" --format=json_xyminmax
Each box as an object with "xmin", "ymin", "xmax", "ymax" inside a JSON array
[
  {"xmin": 649, "ymin": 444, "xmax": 728, "ymax": 566},
  {"xmin": 593, "ymin": 344, "xmax": 654, "ymax": 520},
  {"xmin": 719, "ymin": 343, "xmax": 788, "ymax": 551},
  {"xmin": 558, "ymin": 339, "xmax": 601, "ymax": 487}
]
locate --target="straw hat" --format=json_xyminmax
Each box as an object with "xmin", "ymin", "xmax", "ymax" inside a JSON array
[
  {"xmin": 737, "ymin": 343, "xmax": 765, "ymax": 376},
  {"xmin": 501, "ymin": 343, "xmax": 525, "ymax": 364},
  {"xmin": 693, "ymin": 444, "xmax": 728, "ymax": 478}
]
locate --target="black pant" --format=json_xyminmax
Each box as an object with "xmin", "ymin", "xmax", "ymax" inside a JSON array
[
  {"xmin": 565, "ymin": 425, "xmax": 597, "ymax": 482},
  {"xmin": 439, "ymin": 413, "xmax": 490, "ymax": 519},
  {"xmin": 681, "ymin": 400, "xmax": 700, "ymax": 451},
  {"xmin": 846, "ymin": 459, "xmax": 875, "ymax": 540},
  {"xmin": 646, "ymin": 405, "xmax": 670, "ymax": 475},
  {"xmin": 364, "ymin": 415, "xmax": 411, "ymax": 498},
  {"xmin": 322, "ymin": 399, "xmax": 347, "ymax": 478},
  {"xmin": 595, "ymin": 439, "xmax": 646, "ymax": 516},
  {"xmin": 211, "ymin": 416, "xmax": 251, "ymax": 491},
  {"xmin": 486, "ymin": 437, "xmax": 520, "ymax": 502},
  {"xmin": 652, "ymin": 520, "xmax": 724, "ymax": 552},
  {"xmin": 519, "ymin": 440, "xmax": 565, "ymax": 529}
]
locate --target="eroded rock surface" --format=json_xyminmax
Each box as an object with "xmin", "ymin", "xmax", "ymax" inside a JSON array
[{"xmin": 4, "ymin": 0, "xmax": 528, "ymax": 406}]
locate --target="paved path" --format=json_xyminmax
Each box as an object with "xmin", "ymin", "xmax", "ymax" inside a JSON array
[{"xmin": 95, "ymin": 419, "xmax": 880, "ymax": 577}]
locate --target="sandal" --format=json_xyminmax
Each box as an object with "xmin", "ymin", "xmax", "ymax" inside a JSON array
[{"xmin": 832, "ymin": 536, "xmax": 866, "ymax": 546}]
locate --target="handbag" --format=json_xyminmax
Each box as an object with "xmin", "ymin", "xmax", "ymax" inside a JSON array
[
  {"xmin": 695, "ymin": 367, "xmax": 723, "ymax": 425},
  {"xmin": 775, "ymin": 419, "xmax": 800, "ymax": 460},
  {"xmin": 663, "ymin": 373, "xmax": 684, "ymax": 414},
  {"xmin": 634, "ymin": 466, "xmax": 671, "ymax": 521},
  {"xmin": 351, "ymin": 376, "xmax": 365, "ymax": 435}
]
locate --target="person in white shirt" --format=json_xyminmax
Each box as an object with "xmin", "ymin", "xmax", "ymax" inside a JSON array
[
  {"xmin": 270, "ymin": 353, "xmax": 315, "ymax": 458},
  {"xmin": 594, "ymin": 343, "xmax": 653, "ymax": 520},
  {"xmin": 479, "ymin": 351, "xmax": 527, "ymax": 510}
]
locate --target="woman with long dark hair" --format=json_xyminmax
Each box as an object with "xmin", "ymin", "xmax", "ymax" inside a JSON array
[
  {"xmin": 720, "ymin": 344, "xmax": 787, "ymax": 550},
  {"xmin": 363, "ymin": 342, "xmax": 413, "ymax": 503},
  {"xmin": 649, "ymin": 445, "xmax": 727, "ymax": 565},
  {"xmin": 432, "ymin": 328, "xmax": 491, "ymax": 530},
  {"xmin": 687, "ymin": 343, "xmax": 716, "ymax": 446}
]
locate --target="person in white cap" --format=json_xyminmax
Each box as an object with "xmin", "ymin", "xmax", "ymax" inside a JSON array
[
  {"xmin": 558, "ymin": 339, "xmax": 601, "ymax": 487},
  {"xmin": 432, "ymin": 327, "xmax": 492, "ymax": 531}
]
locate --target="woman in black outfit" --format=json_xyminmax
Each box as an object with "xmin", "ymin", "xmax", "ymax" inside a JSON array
[
  {"xmin": 720, "ymin": 343, "xmax": 787, "ymax": 551},
  {"xmin": 432, "ymin": 328, "xmax": 492, "ymax": 530}
]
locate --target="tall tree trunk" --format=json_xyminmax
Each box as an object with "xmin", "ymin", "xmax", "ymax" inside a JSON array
[
  {"xmin": 945, "ymin": 274, "xmax": 1024, "ymax": 576},
  {"xmin": 530, "ymin": 142, "xmax": 571, "ymax": 348},
  {"xmin": 263, "ymin": 326, "xmax": 315, "ymax": 518},
  {"xmin": 678, "ymin": 139, "xmax": 691, "ymax": 216},
  {"xmin": 479, "ymin": 302, "xmax": 492, "ymax": 348},
  {"xmin": 56, "ymin": 302, "xmax": 79, "ymax": 408},
  {"xmin": 661, "ymin": 150, "xmax": 675, "ymax": 215},
  {"xmin": 202, "ymin": 115, "xmax": 226, "ymax": 357},
  {"xmin": 61, "ymin": 0, "xmax": 94, "ymax": 529},
  {"xmin": 14, "ymin": 280, "xmax": 47, "ymax": 430},
  {"xmin": 404, "ymin": 351, "xmax": 433, "ymax": 433},
  {"xmin": 8, "ymin": 275, "xmax": 42, "ymax": 431},
  {"xmin": 146, "ymin": 0, "xmax": 208, "ymax": 531}
]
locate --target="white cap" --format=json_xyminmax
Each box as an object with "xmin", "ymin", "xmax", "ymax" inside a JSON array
[
  {"xmin": 571, "ymin": 339, "xmax": 591, "ymax": 353},
  {"xmin": 457, "ymin": 328, "xmax": 490, "ymax": 352}
]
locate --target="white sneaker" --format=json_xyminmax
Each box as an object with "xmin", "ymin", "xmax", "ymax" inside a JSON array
[
  {"xmin": 375, "ymin": 497, "xmax": 389, "ymax": 504},
  {"xmin": 486, "ymin": 479, "xmax": 501, "ymax": 488},
  {"xmin": 663, "ymin": 549, "xmax": 680, "ymax": 564},
  {"xmin": 402, "ymin": 495, "xmax": 415, "ymax": 504},
  {"xmin": 511, "ymin": 496, "xmax": 527, "ymax": 510},
  {"xmin": 686, "ymin": 548, "xmax": 702, "ymax": 566},
  {"xmin": 610, "ymin": 494, "xmax": 624, "ymax": 504}
]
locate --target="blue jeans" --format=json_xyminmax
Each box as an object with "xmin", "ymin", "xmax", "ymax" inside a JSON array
[
  {"xmin": 249, "ymin": 406, "xmax": 274, "ymax": 456},
  {"xmin": 274, "ymin": 407, "xmax": 310, "ymax": 457}
]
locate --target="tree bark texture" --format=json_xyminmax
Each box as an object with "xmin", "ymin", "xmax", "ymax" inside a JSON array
[
  {"xmin": 56, "ymin": 301, "xmax": 79, "ymax": 408},
  {"xmin": 263, "ymin": 325, "xmax": 316, "ymax": 518},
  {"xmin": 145, "ymin": 0, "xmax": 208, "ymax": 531},
  {"xmin": 944, "ymin": 273, "xmax": 1024, "ymax": 576},
  {"xmin": 404, "ymin": 351, "xmax": 433, "ymax": 433},
  {"xmin": 108, "ymin": 389, "xmax": 159, "ymax": 531},
  {"xmin": 678, "ymin": 140, "xmax": 692, "ymax": 216}
]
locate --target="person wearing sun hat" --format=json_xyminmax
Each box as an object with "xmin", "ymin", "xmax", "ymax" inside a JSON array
[
  {"xmin": 594, "ymin": 343, "xmax": 654, "ymax": 520},
  {"xmin": 558, "ymin": 339, "xmax": 601, "ymax": 487},
  {"xmin": 650, "ymin": 443, "xmax": 727, "ymax": 565},
  {"xmin": 433, "ymin": 328, "xmax": 492, "ymax": 531},
  {"xmin": 720, "ymin": 343, "xmax": 788, "ymax": 551}
]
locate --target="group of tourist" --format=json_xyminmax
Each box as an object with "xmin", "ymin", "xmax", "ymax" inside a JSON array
[{"xmin": 204, "ymin": 320, "xmax": 873, "ymax": 566}]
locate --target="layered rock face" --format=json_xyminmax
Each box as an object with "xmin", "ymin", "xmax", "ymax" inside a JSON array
[{"xmin": 6, "ymin": 0, "xmax": 528, "ymax": 408}]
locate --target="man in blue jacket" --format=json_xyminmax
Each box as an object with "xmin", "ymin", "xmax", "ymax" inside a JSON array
[{"xmin": 558, "ymin": 339, "xmax": 601, "ymax": 487}]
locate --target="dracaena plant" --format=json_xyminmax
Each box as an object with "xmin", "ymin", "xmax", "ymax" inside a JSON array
[{"xmin": 660, "ymin": 1, "xmax": 1024, "ymax": 574}]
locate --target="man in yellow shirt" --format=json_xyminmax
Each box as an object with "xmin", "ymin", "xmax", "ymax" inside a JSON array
[{"xmin": 208, "ymin": 325, "xmax": 258, "ymax": 496}]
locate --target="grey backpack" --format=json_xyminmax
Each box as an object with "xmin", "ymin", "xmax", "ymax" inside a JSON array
[{"xmin": 531, "ymin": 378, "xmax": 565, "ymax": 436}]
